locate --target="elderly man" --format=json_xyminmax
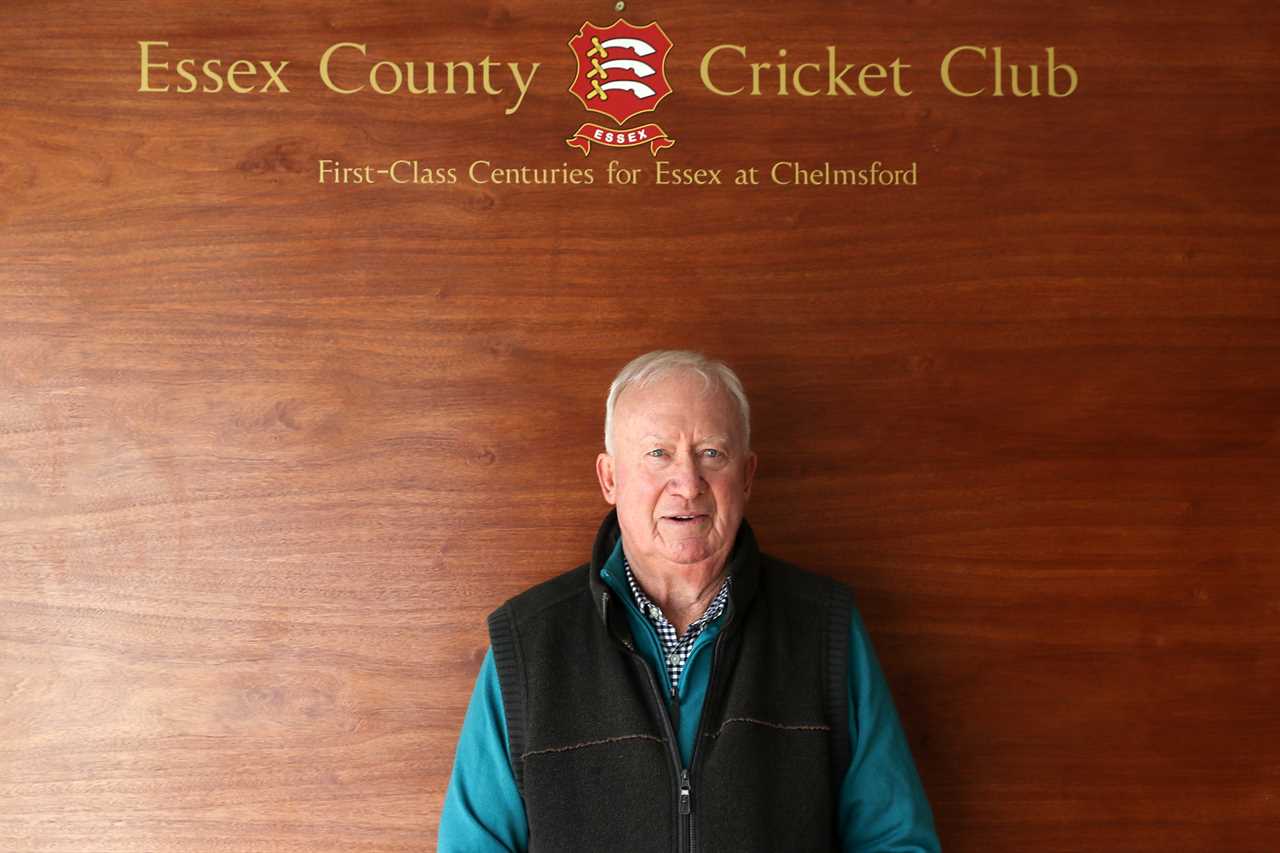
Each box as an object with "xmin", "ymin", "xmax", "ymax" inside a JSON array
[{"xmin": 438, "ymin": 350, "xmax": 940, "ymax": 852}]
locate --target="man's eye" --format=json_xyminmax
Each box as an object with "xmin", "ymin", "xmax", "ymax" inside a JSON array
[
  {"xmin": 647, "ymin": 449, "xmax": 666, "ymax": 457},
  {"xmin": 702, "ymin": 448, "xmax": 722, "ymax": 458}
]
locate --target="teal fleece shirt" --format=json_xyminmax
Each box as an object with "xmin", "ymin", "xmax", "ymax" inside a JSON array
[{"xmin": 439, "ymin": 538, "xmax": 941, "ymax": 851}]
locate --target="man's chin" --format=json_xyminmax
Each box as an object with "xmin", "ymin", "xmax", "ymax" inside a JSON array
[{"xmin": 658, "ymin": 540, "xmax": 724, "ymax": 567}]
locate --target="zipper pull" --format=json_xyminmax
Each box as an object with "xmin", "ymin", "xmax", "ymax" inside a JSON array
[{"xmin": 679, "ymin": 769, "xmax": 691, "ymax": 815}]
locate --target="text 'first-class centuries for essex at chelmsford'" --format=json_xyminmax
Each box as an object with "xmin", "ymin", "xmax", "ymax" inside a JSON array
[{"xmin": 317, "ymin": 159, "xmax": 918, "ymax": 187}]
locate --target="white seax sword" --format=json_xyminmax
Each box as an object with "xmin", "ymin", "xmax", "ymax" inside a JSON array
[
  {"xmin": 600, "ymin": 80, "xmax": 657, "ymax": 99},
  {"xmin": 600, "ymin": 37, "xmax": 655, "ymax": 56},
  {"xmin": 600, "ymin": 59, "xmax": 655, "ymax": 77}
]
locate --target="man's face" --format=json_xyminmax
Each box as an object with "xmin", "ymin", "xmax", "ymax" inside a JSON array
[{"xmin": 595, "ymin": 371, "xmax": 758, "ymax": 573}]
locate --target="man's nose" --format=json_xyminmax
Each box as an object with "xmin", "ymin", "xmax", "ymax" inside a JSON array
[{"xmin": 667, "ymin": 451, "xmax": 706, "ymax": 496}]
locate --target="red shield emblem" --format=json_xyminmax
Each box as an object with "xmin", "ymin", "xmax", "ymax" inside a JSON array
[{"xmin": 568, "ymin": 20, "xmax": 673, "ymax": 126}]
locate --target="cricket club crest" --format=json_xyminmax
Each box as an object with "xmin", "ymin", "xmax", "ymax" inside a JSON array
[{"xmin": 566, "ymin": 19, "xmax": 675, "ymax": 156}]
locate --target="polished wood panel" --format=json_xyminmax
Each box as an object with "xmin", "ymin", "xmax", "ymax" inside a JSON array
[{"xmin": 1, "ymin": 2, "xmax": 1277, "ymax": 850}]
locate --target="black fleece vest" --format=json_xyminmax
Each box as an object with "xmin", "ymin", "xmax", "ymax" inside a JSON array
[{"xmin": 487, "ymin": 511, "xmax": 854, "ymax": 853}]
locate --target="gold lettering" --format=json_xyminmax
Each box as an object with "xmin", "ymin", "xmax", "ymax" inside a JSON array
[
  {"xmin": 889, "ymin": 58, "xmax": 912, "ymax": 96},
  {"xmin": 138, "ymin": 40, "xmax": 169, "ymax": 92},
  {"xmin": 445, "ymin": 61, "xmax": 475, "ymax": 95},
  {"xmin": 200, "ymin": 59, "xmax": 224, "ymax": 94},
  {"xmin": 826, "ymin": 46, "xmax": 855, "ymax": 95},
  {"xmin": 260, "ymin": 60, "xmax": 290, "ymax": 93},
  {"xmin": 370, "ymin": 60, "xmax": 403, "ymax": 94},
  {"xmin": 858, "ymin": 63, "xmax": 887, "ymax": 96},
  {"xmin": 940, "ymin": 45, "xmax": 985, "ymax": 97},
  {"xmin": 320, "ymin": 42, "xmax": 365, "ymax": 94},
  {"xmin": 506, "ymin": 62, "xmax": 539, "ymax": 114},
  {"xmin": 793, "ymin": 62, "xmax": 821, "ymax": 96},
  {"xmin": 174, "ymin": 57, "xmax": 197, "ymax": 93},
  {"xmin": 700, "ymin": 44, "xmax": 745, "ymax": 96},
  {"xmin": 1047, "ymin": 47, "xmax": 1078, "ymax": 97},
  {"xmin": 750, "ymin": 60, "xmax": 770, "ymax": 96},
  {"xmin": 406, "ymin": 62, "xmax": 436, "ymax": 95},
  {"xmin": 225, "ymin": 59, "xmax": 256, "ymax": 94},
  {"xmin": 479, "ymin": 56, "xmax": 501, "ymax": 95},
  {"xmin": 1009, "ymin": 60, "xmax": 1039, "ymax": 97}
]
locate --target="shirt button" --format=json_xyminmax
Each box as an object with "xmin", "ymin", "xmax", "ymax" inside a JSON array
[
  {"xmin": 648, "ymin": 604, "xmax": 662, "ymax": 620},
  {"xmin": 667, "ymin": 652, "xmax": 680, "ymax": 666}
]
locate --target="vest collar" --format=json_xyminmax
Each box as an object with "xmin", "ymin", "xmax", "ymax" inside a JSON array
[{"xmin": 587, "ymin": 507, "xmax": 762, "ymax": 642}]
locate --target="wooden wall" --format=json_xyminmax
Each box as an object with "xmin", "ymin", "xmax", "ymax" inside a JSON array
[{"xmin": 1, "ymin": 2, "xmax": 1276, "ymax": 850}]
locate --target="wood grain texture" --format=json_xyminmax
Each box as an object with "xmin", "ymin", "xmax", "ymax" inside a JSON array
[{"xmin": 1, "ymin": 1, "xmax": 1277, "ymax": 850}]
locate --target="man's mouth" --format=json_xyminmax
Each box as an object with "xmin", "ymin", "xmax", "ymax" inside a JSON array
[{"xmin": 663, "ymin": 514, "xmax": 707, "ymax": 524}]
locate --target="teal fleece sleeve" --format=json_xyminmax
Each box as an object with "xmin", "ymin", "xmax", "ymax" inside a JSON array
[
  {"xmin": 838, "ymin": 604, "xmax": 942, "ymax": 852},
  {"xmin": 437, "ymin": 648, "xmax": 529, "ymax": 852}
]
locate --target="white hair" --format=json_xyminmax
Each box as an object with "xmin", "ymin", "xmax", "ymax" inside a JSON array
[{"xmin": 603, "ymin": 350, "xmax": 751, "ymax": 455}]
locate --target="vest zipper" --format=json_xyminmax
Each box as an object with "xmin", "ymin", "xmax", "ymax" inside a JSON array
[
  {"xmin": 605, "ymin": 586, "xmax": 687, "ymax": 853},
  {"xmin": 680, "ymin": 768, "xmax": 693, "ymax": 853},
  {"xmin": 612, "ymin": 585, "xmax": 735, "ymax": 853},
  {"xmin": 627, "ymin": 641, "xmax": 691, "ymax": 853},
  {"xmin": 683, "ymin": 767, "xmax": 697, "ymax": 852},
  {"xmin": 685, "ymin": 596, "xmax": 735, "ymax": 853}
]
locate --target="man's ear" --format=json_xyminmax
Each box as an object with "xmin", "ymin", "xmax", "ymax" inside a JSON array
[
  {"xmin": 596, "ymin": 452, "xmax": 618, "ymax": 505},
  {"xmin": 743, "ymin": 451, "xmax": 758, "ymax": 501}
]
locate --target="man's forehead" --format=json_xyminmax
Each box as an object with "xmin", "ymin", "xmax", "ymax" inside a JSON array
[
  {"xmin": 619, "ymin": 382, "xmax": 734, "ymax": 421},
  {"xmin": 617, "ymin": 380, "xmax": 740, "ymax": 438},
  {"xmin": 640, "ymin": 430, "xmax": 732, "ymax": 443},
  {"xmin": 618, "ymin": 372, "xmax": 727, "ymax": 408}
]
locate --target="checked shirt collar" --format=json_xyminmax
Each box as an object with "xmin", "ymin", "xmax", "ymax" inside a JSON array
[{"xmin": 621, "ymin": 549, "xmax": 732, "ymax": 699}]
